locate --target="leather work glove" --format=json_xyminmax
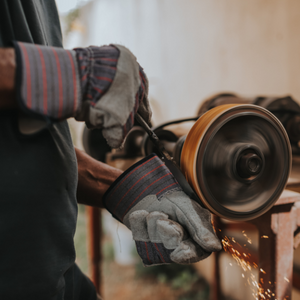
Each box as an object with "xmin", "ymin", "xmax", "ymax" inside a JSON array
[
  {"xmin": 13, "ymin": 42, "xmax": 151, "ymax": 148},
  {"xmin": 74, "ymin": 45, "xmax": 151, "ymax": 148},
  {"xmin": 103, "ymin": 154, "xmax": 222, "ymax": 266}
]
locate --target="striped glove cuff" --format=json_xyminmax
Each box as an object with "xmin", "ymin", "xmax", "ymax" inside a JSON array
[
  {"xmin": 74, "ymin": 45, "xmax": 119, "ymax": 106},
  {"xmin": 103, "ymin": 154, "xmax": 182, "ymax": 222},
  {"xmin": 14, "ymin": 41, "xmax": 82, "ymax": 120}
]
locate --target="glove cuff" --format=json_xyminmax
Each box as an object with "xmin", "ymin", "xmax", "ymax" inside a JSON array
[
  {"xmin": 13, "ymin": 41, "xmax": 82, "ymax": 121},
  {"xmin": 103, "ymin": 154, "xmax": 182, "ymax": 222},
  {"xmin": 73, "ymin": 45, "xmax": 119, "ymax": 106}
]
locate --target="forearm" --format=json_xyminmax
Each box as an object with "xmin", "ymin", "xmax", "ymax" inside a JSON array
[
  {"xmin": 75, "ymin": 147, "xmax": 122, "ymax": 207},
  {"xmin": 0, "ymin": 48, "xmax": 16, "ymax": 109}
]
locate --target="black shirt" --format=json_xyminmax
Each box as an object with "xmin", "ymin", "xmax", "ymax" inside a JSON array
[{"xmin": 0, "ymin": 1, "xmax": 96, "ymax": 299}]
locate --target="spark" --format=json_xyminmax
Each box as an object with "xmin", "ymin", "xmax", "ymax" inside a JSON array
[
  {"xmin": 221, "ymin": 232, "xmax": 277, "ymax": 300},
  {"xmin": 261, "ymin": 235, "xmax": 269, "ymax": 239},
  {"xmin": 242, "ymin": 232, "xmax": 252, "ymax": 244},
  {"xmin": 284, "ymin": 277, "xmax": 290, "ymax": 282}
]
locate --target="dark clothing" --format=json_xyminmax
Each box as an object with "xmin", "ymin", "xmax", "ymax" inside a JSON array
[
  {"xmin": 0, "ymin": 0, "xmax": 62, "ymax": 47},
  {"xmin": 0, "ymin": 1, "xmax": 96, "ymax": 299}
]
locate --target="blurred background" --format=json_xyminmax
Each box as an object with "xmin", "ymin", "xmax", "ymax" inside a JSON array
[{"xmin": 55, "ymin": 1, "xmax": 300, "ymax": 299}]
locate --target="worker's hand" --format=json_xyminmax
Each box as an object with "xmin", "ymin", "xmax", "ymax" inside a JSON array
[
  {"xmin": 13, "ymin": 42, "xmax": 151, "ymax": 147},
  {"xmin": 74, "ymin": 44, "xmax": 151, "ymax": 148},
  {"xmin": 103, "ymin": 154, "xmax": 222, "ymax": 266}
]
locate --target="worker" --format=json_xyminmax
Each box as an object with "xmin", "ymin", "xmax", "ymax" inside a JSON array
[{"xmin": 0, "ymin": 1, "xmax": 221, "ymax": 299}]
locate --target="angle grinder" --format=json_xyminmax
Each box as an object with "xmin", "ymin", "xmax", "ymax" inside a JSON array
[{"xmin": 136, "ymin": 104, "xmax": 291, "ymax": 221}]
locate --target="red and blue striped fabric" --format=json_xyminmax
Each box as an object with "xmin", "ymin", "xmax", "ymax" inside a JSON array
[
  {"xmin": 135, "ymin": 241, "xmax": 173, "ymax": 265},
  {"xmin": 14, "ymin": 41, "xmax": 81, "ymax": 120},
  {"xmin": 103, "ymin": 154, "xmax": 182, "ymax": 222},
  {"xmin": 103, "ymin": 154, "xmax": 183, "ymax": 265},
  {"xmin": 74, "ymin": 45, "xmax": 119, "ymax": 106}
]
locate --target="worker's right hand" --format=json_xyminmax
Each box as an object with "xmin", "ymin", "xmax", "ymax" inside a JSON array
[
  {"xmin": 13, "ymin": 42, "xmax": 151, "ymax": 148},
  {"xmin": 103, "ymin": 154, "xmax": 222, "ymax": 266}
]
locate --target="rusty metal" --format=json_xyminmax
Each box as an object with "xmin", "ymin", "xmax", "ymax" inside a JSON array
[
  {"xmin": 86, "ymin": 206, "xmax": 102, "ymax": 294},
  {"xmin": 212, "ymin": 190, "xmax": 300, "ymax": 300},
  {"xmin": 250, "ymin": 204, "xmax": 294, "ymax": 299}
]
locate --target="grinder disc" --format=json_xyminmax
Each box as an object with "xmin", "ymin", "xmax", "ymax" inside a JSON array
[{"xmin": 181, "ymin": 104, "xmax": 291, "ymax": 221}]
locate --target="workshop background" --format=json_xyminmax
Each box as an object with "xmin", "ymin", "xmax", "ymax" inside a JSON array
[{"xmin": 56, "ymin": 1, "xmax": 300, "ymax": 299}]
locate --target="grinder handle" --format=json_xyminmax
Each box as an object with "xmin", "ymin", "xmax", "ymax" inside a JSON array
[{"xmin": 134, "ymin": 113, "xmax": 173, "ymax": 161}]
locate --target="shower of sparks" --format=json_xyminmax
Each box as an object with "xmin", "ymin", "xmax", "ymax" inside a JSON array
[{"xmin": 220, "ymin": 231, "xmax": 277, "ymax": 300}]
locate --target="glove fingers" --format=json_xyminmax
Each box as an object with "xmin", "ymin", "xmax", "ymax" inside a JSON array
[
  {"xmin": 166, "ymin": 193, "xmax": 222, "ymax": 252},
  {"xmin": 129, "ymin": 211, "xmax": 173, "ymax": 266},
  {"xmin": 170, "ymin": 238, "xmax": 211, "ymax": 265},
  {"xmin": 156, "ymin": 218, "xmax": 188, "ymax": 250},
  {"xmin": 188, "ymin": 201, "xmax": 222, "ymax": 252},
  {"xmin": 128, "ymin": 210, "xmax": 150, "ymax": 241},
  {"xmin": 146, "ymin": 211, "xmax": 169, "ymax": 243}
]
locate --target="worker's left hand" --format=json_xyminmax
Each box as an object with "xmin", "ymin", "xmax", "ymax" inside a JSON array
[{"xmin": 103, "ymin": 154, "xmax": 222, "ymax": 266}]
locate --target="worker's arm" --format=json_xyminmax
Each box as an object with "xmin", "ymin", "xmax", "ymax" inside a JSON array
[
  {"xmin": 10, "ymin": 42, "xmax": 151, "ymax": 148},
  {"xmin": 75, "ymin": 147, "xmax": 122, "ymax": 207},
  {"xmin": 0, "ymin": 48, "xmax": 16, "ymax": 109}
]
